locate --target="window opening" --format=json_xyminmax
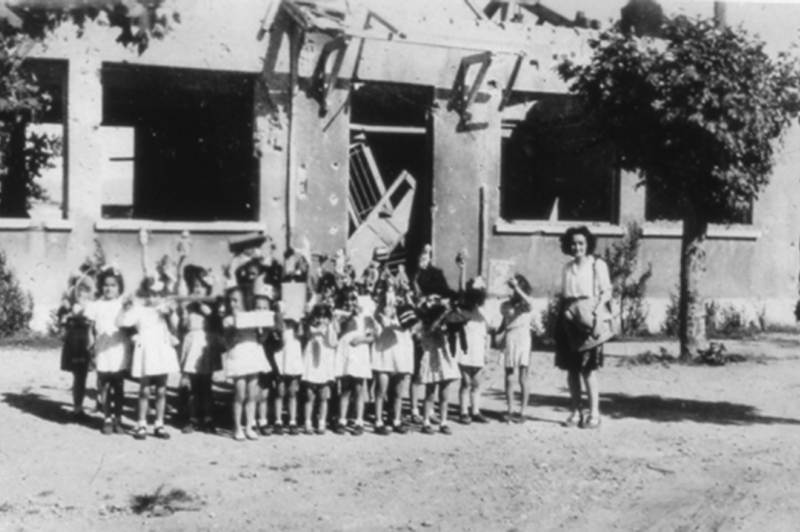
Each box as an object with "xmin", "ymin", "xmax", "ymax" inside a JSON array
[
  {"xmin": 500, "ymin": 96, "xmax": 618, "ymax": 223},
  {"xmin": 101, "ymin": 64, "xmax": 258, "ymax": 222}
]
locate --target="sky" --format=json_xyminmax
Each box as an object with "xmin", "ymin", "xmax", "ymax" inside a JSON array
[{"xmin": 538, "ymin": 0, "xmax": 800, "ymax": 53}]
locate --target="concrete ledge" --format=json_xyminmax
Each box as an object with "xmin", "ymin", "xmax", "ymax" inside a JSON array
[
  {"xmin": 0, "ymin": 219, "xmax": 74, "ymax": 231},
  {"xmin": 643, "ymin": 223, "xmax": 761, "ymax": 240},
  {"xmin": 494, "ymin": 220, "xmax": 624, "ymax": 237},
  {"xmin": 95, "ymin": 220, "xmax": 266, "ymax": 234}
]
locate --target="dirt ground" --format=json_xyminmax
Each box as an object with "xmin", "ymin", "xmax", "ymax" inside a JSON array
[{"xmin": 2, "ymin": 335, "xmax": 800, "ymax": 532}]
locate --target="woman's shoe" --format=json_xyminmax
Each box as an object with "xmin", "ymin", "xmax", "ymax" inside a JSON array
[
  {"xmin": 582, "ymin": 415, "xmax": 601, "ymax": 430},
  {"xmin": 562, "ymin": 412, "xmax": 583, "ymax": 428}
]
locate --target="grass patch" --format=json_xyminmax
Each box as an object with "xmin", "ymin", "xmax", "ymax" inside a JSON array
[
  {"xmin": 0, "ymin": 333, "xmax": 61, "ymax": 350},
  {"xmin": 617, "ymin": 343, "xmax": 770, "ymax": 368},
  {"xmin": 130, "ymin": 485, "xmax": 202, "ymax": 516}
]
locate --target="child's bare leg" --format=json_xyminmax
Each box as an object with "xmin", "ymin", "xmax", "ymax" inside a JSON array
[
  {"xmin": 245, "ymin": 375, "xmax": 259, "ymax": 437},
  {"xmin": 233, "ymin": 377, "xmax": 246, "ymax": 437},
  {"xmin": 353, "ymin": 379, "xmax": 365, "ymax": 426},
  {"xmin": 459, "ymin": 369, "xmax": 470, "ymax": 417},
  {"xmin": 392, "ymin": 375, "xmax": 407, "ymax": 427},
  {"xmin": 504, "ymin": 368, "xmax": 515, "ymax": 417},
  {"xmin": 423, "ymin": 384, "xmax": 436, "ymax": 427},
  {"xmin": 303, "ymin": 385, "xmax": 314, "ymax": 431},
  {"xmin": 438, "ymin": 381, "xmax": 451, "ymax": 426},
  {"xmin": 287, "ymin": 378, "xmax": 299, "ymax": 426},
  {"xmin": 469, "ymin": 368, "xmax": 482, "ymax": 416},
  {"xmin": 273, "ymin": 379, "xmax": 285, "ymax": 426},
  {"xmin": 337, "ymin": 379, "xmax": 351, "ymax": 428},
  {"xmin": 304, "ymin": 384, "xmax": 322, "ymax": 431},
  {"xmin": 137, "ymin": 378, "xmax": 151, "ymax": 427},
  {"xmin": 518, "ymin": 365, "xmax": 530, "ymax": 417},
  {"xmin": 410, "ymin": 382, "xmax": 421, "ymax": 419},
  {"xmin": 374, "ymin": 372, "xmax": 388, "ymax": 427},
  {"xmin": 256, "ymin": 374, "xmax": 269, "ymax": 427},
  {"xmin": 318, "ymin": 385, "xmax": 330, "ymax": 431},
  {"xmin": 153, "ymin": 375, "xmax": 168, "ymax": 427}
]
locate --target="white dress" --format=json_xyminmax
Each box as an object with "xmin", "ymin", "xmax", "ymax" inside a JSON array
[
  {"xmin": 85, "ymin": 298, "xmax": 130, "ymax": 374},
  {"xmin": 273, "ymin": 325, "xmax": 305, "ymax": 377},
  {"xmin": 225, "ymin": 328, "xmax": 270, "ymax": 378},
  {"xmin": 302, "ymin": 324, "xmax": 337, "ymax": 384},
  {"xmin": 119, "ymin": 305, "xmax": 180, "ymax": 378},
  {"xmin": 417, "ymin": 329, "xmax": 461, "ymax": 384},
  {"xmin": 336, "ymin": 314, "xmax": 376, "ymax": 379},
  {"xmin": 372, "ymin": 312, "xmax": 414, "ymax": 374},
  {"xmin": 180, "ymin": 310, "xmax": 223, "ymax": 375},
  {"xmin": 459, "ymin": 307, "xmax": 489, "ymax": 369},
  {"xmin": 501, "ymin": 300, "xmax": 533, "ymax": 369}
]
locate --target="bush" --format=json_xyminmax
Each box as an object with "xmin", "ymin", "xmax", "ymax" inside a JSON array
[
  {"xmin": 0, "ymin": 249, "xmax": 33, "ymax": 337},
  {"xmin": 705, "ymin": 301, "xmax": 759, "ymax": 338},
  {"xmin": 603, "ymin": 221, "xmax": 652, "ymax": 336},
  {"xmin": 532, "ymin": 293, "xmax": 562, "ymax": 345},
  {"xmin": 661, "ymin": 292, "xmax": 680, "ymax": 337}
]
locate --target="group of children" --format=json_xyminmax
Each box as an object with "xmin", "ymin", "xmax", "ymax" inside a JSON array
[{"xmin": 58, "ymin": 232, "xmax": 537, "ymax": 441}]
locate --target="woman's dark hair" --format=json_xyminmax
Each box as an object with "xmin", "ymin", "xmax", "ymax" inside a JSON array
[
  {"xmin": 559, "ymin": 225, "xmax": 597, "ymax": 256},
  {"xmin": 96, "ymin": 268, "xmax": 125, "ymax": 296}
]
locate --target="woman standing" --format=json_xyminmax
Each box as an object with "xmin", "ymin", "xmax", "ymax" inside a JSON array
[{"xmin": 555, "ymin": 226, "xmax": 613, "ymax": 429}]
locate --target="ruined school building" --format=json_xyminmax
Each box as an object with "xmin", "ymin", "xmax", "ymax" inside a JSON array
[{"xmin": 8, "ymin": 0, "xmax": 800, "ymax": 331}]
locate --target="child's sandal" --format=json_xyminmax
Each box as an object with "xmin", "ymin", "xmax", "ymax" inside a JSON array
[
  {"xmin": 582, "ymin": 415, "xmax": 601, "ymax": 430},
  {"xmin": 234, "ymin": 430, "xmax": 246, "ymax": 442},
  {"xmin": 153, "ymin": 426, "xmax": 171, "ymax": 440},
  {"xmin": 421, "ymin": 425, "xmax": 435, "ymax": 435},
  {"xmin": 440, "ymin": 424, "xmax": 452, "ymax": 435},
  {"xmin": 458, "ymin": 414, "xmax": 472, "ymax": 425},
  {"xmin": 273, "ymin": 424, "xmax": 284, "ymax": 436},
  {"xmin": 314, "ymin": 427, "xmax": 326, "ymax": 436},
  {"xmin": 375, "ymin": 425, "xmax": 390, "ymax": 436},
  {"xmin": 245, "ymin": 428, "xmax": 259, "ymax": 440},
  {"xmin": 133, "ymin": 426, "xmax": 147, "ymax": 440},
  {"xmin": 393, "ymin": 423, "xmax": 408, "ymax": 435},
  {"xmin": 288, "ymin": 425, "xmax": 300, "ymax": 436},
  {"xmin": 562, "ymin": 412, "xmax": 583, "ymax": 428}
]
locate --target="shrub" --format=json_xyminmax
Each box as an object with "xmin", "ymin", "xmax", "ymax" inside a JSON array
[
  {"xmin": 661, "ymin": 292, "xmax": 680, "ymax": 337},
  {"xmin": 532, "ymin": 293, "xmax": 562, "ymax": 345},
  {"xmin": 603, "ymin": 221, "xmax": 652, "ymax": 336},
  {"xmin": 705, "ymin": 300, "xmax": 759, "ymax": 338},
  {"xmin": 0, "ymin": 248, "xmax": 33, "ymax": 337}
]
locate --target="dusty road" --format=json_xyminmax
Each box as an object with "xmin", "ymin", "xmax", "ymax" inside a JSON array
[{"xmin": 2, "ymin": 336, "xmax": 800, "ymax": 531}]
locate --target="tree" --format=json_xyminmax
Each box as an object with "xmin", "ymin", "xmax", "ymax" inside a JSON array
[
  {"xmin": 0, "ymin": 0, "xmax": 176, "ymax": 217},
  {"xmin": 559, "ymin": 15, "xmax": 800, "ymax": 358}
]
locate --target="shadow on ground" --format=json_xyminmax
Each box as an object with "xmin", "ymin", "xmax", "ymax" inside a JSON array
[{"xmin": 521, "ymin": 391, "xmax": 800, "ymax": 426}]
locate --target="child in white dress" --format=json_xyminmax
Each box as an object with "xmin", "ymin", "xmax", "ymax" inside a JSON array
[
  {"xmin": 498, "ymin": 274, "xmax": 535, "ymax": 423},
  {"xmin": 223, "ymin": 286, "xmax": 271, "ymax": 441},
  {"xmin": 334, "ymin": 287, "xmax": 375, "ymax": 436},
  {"xmin": 302, "ymin": 304, "xmax": 338, "ymax": 434},
  {"xmin": 372, "ymin": 278, "xmax": 413, "ymax": 435},
  {"xmin": 118, "ymin": 277, "xmax": 180, "ymax": 440},
  {"xmin": 85, "ymin": 267, "xmax": 131, "ymax": 434}
]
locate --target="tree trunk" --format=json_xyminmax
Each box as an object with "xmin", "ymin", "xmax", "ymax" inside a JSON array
[
  {"xmin": 679, "ymin": 209, "xmax": 708, "ymax": 360},
  {"xmin": 0, "ymin": 120, "xmax": 29, "ymax": 218}
]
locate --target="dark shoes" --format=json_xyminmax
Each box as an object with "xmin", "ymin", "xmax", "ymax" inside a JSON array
[
  {"xmin": 440, "ymin": 425, "xmax": 452, "ymax": 435},
  {"xmin": 352, "ymin": 424, "xmax": 365, "ymax": 436},
  {"xmin": 154, "ymin": 426, "xmax": 171, "ymax": 440},
  {"xmin": 375, "ymin": 425, "xmax": 390, "ymax": 436},
  {"xmin": 393, "ymin": 423, "xmax": 408, "ymax": 434},
  {"xmin": 133, "ymin": 426, "xmax": 147, "ymax": 440},
  {"xmin": 458, "ymin": 413, "xmax": 472, "ymax": 425},
  {"xmin": 333, "ymin": 423, "xmax": 347, "ymax": 435},
  {"xmin": 421, "ymin": 425, "xmax": 435, "ymax": 435},
  {"xmin": 273, "ymin": 424, "xmax": 285, "ymax": 436}
]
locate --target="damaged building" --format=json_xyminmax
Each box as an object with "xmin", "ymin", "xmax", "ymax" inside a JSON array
[{"xmin": 6, "ymin": 0, "xmax": 800, "ymax": 331}]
